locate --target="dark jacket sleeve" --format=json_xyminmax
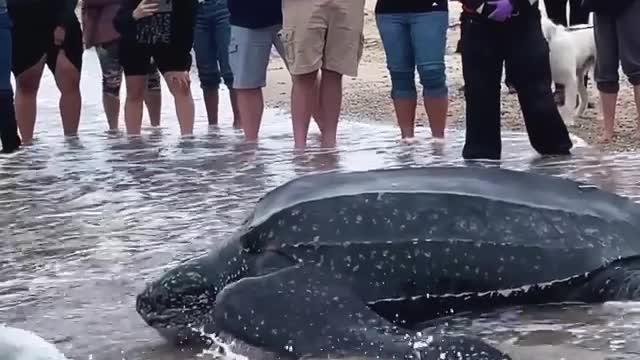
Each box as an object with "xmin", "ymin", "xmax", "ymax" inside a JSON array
[
  {"xmin": 113, "ymin": 0, "xmax": 137, "ymax": 37},
  {"xmin": 55, "ymin": 0, "xmax": 79, "ymax": 26}
]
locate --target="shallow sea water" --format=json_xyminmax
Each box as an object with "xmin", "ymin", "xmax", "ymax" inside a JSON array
[{"xmin": 1, "ymin": 50, "xmax": 640, "ymax": 360}]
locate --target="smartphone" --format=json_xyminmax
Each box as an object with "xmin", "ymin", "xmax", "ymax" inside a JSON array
[{"xmin": 154, "ymin": 0, "xmax": 173, "ymax": 13}]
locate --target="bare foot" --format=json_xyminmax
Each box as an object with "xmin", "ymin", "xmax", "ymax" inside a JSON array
[
  {"xmin": 431, "ymin": 136, "xmax": 446, "ymax": 145},
  {"xmin": 597, "ymin": 131, "xmax": 614, "ymax": 144},
  {"xmin": 400, "ymin": 136, "xmax": 418, "ymax": 145}
]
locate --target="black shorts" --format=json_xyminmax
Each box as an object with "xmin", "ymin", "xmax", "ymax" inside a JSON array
[
  {"xmin": 120, "ymin": 42, "xmax": 193, "ymax": 76},
  {"xmin": 10, "ymin": 16, "xmax": 83, "ymax": 76}
]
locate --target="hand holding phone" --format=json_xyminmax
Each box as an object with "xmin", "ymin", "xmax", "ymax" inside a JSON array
[{"xmin": 133, "ymin": 0, "xmax": 160, "ymax": 20}]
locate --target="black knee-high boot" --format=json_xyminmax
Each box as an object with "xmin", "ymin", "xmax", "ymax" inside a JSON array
[{"xmin": 0, "ymin": 89, "xmax": 21, "ymax": 153}]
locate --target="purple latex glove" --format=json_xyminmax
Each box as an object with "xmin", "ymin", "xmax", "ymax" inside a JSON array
[{"xmin": 487, "ymin": 0, "xmax": 513, "ymax": 22}]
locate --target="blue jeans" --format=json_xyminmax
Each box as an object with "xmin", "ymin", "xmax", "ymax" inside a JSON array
[
  {"xmin": 0, "ymin": 10, "xmax": 11, "ymax": 91},
  {"xmin": 194, "ymin": 0, "xmax": 233, "ymax": 91},
  {"xmin": 376, "ymin": 11, "xmax": 448, "ymax": 99}
]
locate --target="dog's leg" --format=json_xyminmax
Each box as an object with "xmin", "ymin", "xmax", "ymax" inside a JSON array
[
  {"xmin": 576, "ymin": 66, "xmax": 589, "ymax": 117},
  {"xmin": 557, "ymin": 77, "xmax": 577, "ymax": 126}
]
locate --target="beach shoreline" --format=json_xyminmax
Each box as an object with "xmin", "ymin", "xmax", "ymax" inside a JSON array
[{"xmin": 261, "ymin": 0, "xmax": 639, "ymax": 152}]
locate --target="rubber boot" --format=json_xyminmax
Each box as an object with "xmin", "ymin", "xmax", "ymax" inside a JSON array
[{"xmin": 0, "ymin": 89, "xmax": 21, "ymax": 153}]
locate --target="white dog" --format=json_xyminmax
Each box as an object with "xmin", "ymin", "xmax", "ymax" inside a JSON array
[{"xmin": 540, "ymin": 16, "xmax": 596, "ymax": 126}]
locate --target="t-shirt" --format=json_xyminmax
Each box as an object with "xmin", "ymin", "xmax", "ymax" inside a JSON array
[
  {"xmin": 228, "ymin": 0, "xmax": 282, "ymax": 29},
  {"xmin": 7, "ymin": 0, "xmax": 78, "ymax": 26},
  {"xmin": 135, "ymin": 0, "xmax": 173, "ymax": 45},
  {"xmin": 113, "ymin": 0, "xmax": 197, "ymax": 50},
  {"xmin": 375, "ymin": 0, "xmax": 447, "ymax": 13}
]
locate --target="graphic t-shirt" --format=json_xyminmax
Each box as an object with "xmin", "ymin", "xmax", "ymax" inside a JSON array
[{"xmin": 136, "ymin": 0, "xmax": 173, "ymax": 45}]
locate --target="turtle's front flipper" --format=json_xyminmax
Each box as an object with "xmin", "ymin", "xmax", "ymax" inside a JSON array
[
  {"xmin": 580, "ymin": 256, "xmax": 640, "ymax": 301},
  {"xmin": 213, "ymin": 264, "xmax": 511, "ymax": 359}
]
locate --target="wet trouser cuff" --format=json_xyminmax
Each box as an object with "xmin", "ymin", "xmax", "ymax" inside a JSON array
[{"xmin": 0, "ymin": 89, "xmax": 22, "ymax": 153}]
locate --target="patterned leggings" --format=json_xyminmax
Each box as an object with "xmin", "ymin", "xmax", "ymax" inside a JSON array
[{"xmin": 96, "ymin": 39, "xmax": 161, "ymax": 96}]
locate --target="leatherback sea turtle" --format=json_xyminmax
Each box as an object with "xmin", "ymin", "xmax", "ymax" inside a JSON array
[{"xmin": 136, "ymin": 166, "xmax": 640, "ymax": 359}]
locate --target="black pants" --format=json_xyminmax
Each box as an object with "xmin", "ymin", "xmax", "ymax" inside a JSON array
[
  {"xmin": 457, "ymin": 11, "xmax": 514, "ymax": 88},
  {"xmin": 543, "ymin": 0, "xmax": 590, "ymax": 26},
  {"xmin": 0, "ymin": 88, "xmax": 21, "ymax": 153},
  {"xmin": 460, "ymin": 13, "xmax": 573, "ymax": 160}
]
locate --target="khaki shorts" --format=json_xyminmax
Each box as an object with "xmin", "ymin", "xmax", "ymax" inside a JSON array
[{"xmin": 280, "ymin": 0, "xmax": 366, "ymax": 77}]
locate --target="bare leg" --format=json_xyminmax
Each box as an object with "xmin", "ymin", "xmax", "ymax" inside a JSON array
[
  {"xmin": 164, "ymin": 71, "xmax": 195, "ymax": 136},
  {"xmin": 54, "ymin": 50, "xmax": 81, "ymax": 136},
  {"xmin": 203, "ymin": 89, "xmax": 220, "ymax": 126},
  {"xmin": 392, "ymin": 98, "xmax": 417, "ymax": 138},
  {"xmin": 634, "ymin": 85, "xmax": 640, "ymax": 139},
  {"xmin": 424, "ymin": 96, "xmax": 448, "ymax": 139},
  {"xmin": 229, "ymin": 88, "xmax": 242, "ymax": 129},
  {"xmin": 312, "ymin": 73, "xmax": 323, "ymax": 133},
  {"xmin": 237, "ymin": 88, "xmax": 263, "ymax": 141},
  {"xmin": 144, "ymin": 89, "xmax": 162, "ymax": 127},
  {"xmin": 317, "ymin": 69, "xmax": 342, "ymax": 148},
  {"xmin": 14, "ymin": 58, "xmax": 46, "ymax": 145},
  {"xmin": 124, "ymin": 76, "xmax": 147, "ymax": 136},
  {"xmin": 598, "ymin": 91, "xmax": 617, "ymax": 143},
  {"xmin": 103, "ymin": 93, "xmax": 120, "ymax": 130},
  {"xmin": 291, "ymin": 70, "xmax": 318, "ymax": 149}
]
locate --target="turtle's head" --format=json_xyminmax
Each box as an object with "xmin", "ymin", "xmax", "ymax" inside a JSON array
[{"xmin": 136, "ymin": 241, "xmax": 251, "ymax": 345}]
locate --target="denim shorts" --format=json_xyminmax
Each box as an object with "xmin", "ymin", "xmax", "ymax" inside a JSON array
[
  {"xmin": 96, "ymin": 39, "xmax": 161, "ymax": 96},
  {"xmin": 229, "ymin": 25, "xmax": 285, "ymax": 89},
  {"xmin": 376, "ymin": 11, "xmax": 449, "ymax": 98},
  {"xmin": 194, "ymin": 0, "xmax": 233, "ymax": 91},
  {"xmin": 0, "ymin": 10, "xmax": 11, "ymax": 91}
]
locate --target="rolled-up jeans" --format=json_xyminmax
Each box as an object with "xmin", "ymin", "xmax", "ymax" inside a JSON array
[
  {"xmin": 376, "ymin": 11, "xmax": 449, "ymax": 99},
  {"xmin": 194, "ymin": 0, "xmax": 234, "ymax": 91}
]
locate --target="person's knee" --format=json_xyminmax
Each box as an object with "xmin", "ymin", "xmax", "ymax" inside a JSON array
[
  {"xmin": 597, "ymin": 81, "xmax": 619, "ymax": 94},
  {"xmin": 125, "ymin": 79, "xmax": 147, "ymax": 101},
  {"xmin": 146, "ymin": 72, "xmax": 162, "ymax": 92},
  {"xmin": 292, "ymin": 71, "xmax": 319, "ymax": 85},
  {"xmin": 102, "ymin": 72, "xmax": 122, "ymax": 97},
  {"xmin": 198, "ymin": 70, "xmax": 222, "ymax": 92},
  {"xmin": 16, "ymin": 75, "xmax": 40, "ymax": 94},
  {"xmin": 389, "ymin": 70, "xmax": 417, "ymax": 99},
  {"xmin": 166, "ymin": 75, "xmax": 193, "ymax": 97},
  {"xmin": 417, "ymin": 62, "xmax": 447, "ymax": 98},
  {"xmin": 629, "ymin": 74, "xmax": 640, "ymax": 87},
  {"xmin": 56, "ymin": 63, "xmax": 81, "ymax": 93}
]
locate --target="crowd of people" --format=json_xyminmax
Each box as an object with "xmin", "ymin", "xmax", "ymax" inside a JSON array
[{"xmin": 0, "ymin": 0, "xmax": 638, "ymax": 161}]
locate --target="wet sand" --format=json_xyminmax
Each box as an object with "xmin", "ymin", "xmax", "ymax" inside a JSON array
[{"xmin": 261, "ymin": 0, "xmax": 640, "ymax": 152}]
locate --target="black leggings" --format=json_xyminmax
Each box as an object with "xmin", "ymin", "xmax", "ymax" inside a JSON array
[{"xmin": 543, "ymin": 0, "xmax": 590, "ymax": 26}]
